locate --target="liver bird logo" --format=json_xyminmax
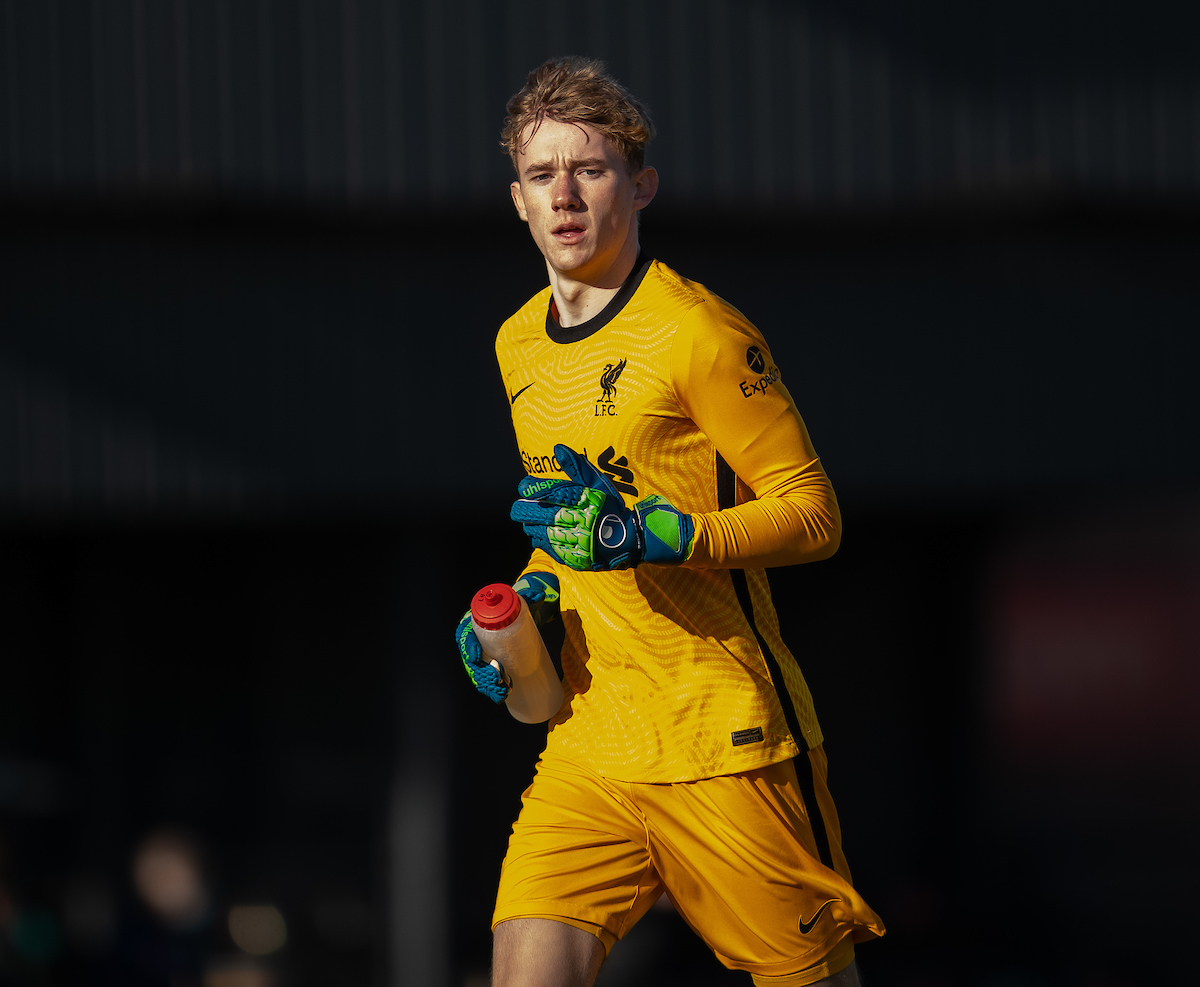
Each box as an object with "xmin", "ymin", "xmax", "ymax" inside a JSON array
[{"xmin": 599, "ymin": 358, "xmax": 627, "ymax": 401}]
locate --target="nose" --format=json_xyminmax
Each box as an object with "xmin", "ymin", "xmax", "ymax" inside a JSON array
[{"xmin": 552, "ymin": 173, "xmax": 580, "ymax": 210}]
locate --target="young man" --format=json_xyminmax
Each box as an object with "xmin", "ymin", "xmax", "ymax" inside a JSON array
[{"xmin": 455, "ymin": 57, "xmax": 885, "ymax": 987}]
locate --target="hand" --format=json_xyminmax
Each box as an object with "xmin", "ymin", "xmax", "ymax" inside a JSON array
[
  {"xmin": 509, "ymin": 444, "xmax": 694, "ymax": 571},
  {"xmin": 511, "ymin": 571, "xmax": 560, "ymax": 628},
  {"xmin": 455, "ymin": 571, "xmax": 560, "ymax": 703}
]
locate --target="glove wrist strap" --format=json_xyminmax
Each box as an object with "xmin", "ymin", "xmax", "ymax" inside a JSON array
[{"xmin": 634, "ymin": 495, "xmax": 694, "ymax": 566}]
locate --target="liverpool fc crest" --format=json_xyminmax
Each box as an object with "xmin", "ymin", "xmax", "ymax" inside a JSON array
[{"xmin": 595, "ymin": 358, "xmax": 627, "ymax": 416}]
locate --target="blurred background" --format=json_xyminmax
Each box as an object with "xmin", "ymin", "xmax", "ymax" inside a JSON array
[{"xmin": 2, "ymin": 1, "xmax": 1198, "ymax": 985}]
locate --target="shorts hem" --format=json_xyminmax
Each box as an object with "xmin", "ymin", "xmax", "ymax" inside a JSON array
[
  {"xmin": 748, "ymin": 934, "xmax": 856, "ymax": 985},
  {"xmin": 492, "ymin": 908, "xmax": 618, "ymax": 954}
]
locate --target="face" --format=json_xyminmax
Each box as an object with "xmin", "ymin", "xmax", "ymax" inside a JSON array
[{"xmin": 510, "ymin": 117, "xmax": 657, "ymax": 287}]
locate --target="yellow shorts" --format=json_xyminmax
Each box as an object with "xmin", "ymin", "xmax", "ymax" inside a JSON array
[{"xmin": 492, "ymin": 747, "xmax": 885, "ymax": 985}]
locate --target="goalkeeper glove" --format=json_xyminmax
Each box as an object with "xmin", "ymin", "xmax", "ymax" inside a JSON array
[
  {"xmin": 510, "ymin": 444, "xmax": 694, "ymax": 571},
  {"xmin": 455, "ymin": 571, "xmax": 560, "ymax": 703}
]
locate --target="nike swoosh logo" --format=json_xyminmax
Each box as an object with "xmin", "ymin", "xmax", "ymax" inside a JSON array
[
  {"xmin": 798, "ymin": 899, "xmax": 838, "ymax": 935},
  {"xmin": 510, "ymin": 381, "xmax": 535, "ymax": 405}
]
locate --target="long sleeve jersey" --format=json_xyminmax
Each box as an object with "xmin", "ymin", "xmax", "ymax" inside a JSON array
[{"xmin": 497, "ymin": 257, "xmax": 840, "ymax": 783}]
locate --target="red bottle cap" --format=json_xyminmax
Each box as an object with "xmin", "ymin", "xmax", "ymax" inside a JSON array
[{"xmin": 470, "ymin": 583, "xmax": 522, "ymax": 630}]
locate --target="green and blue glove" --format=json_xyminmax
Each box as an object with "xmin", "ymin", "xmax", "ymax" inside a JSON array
[
  {"xmin": 455, "ymin": 572, "xmax": 560, "ymax": 703},
  {"xmin": 510, "ymin": 444, "xmax": 694, "ymax": 571}
]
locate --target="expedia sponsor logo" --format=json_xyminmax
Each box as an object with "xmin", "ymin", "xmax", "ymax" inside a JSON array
[
  {"xmin": 740, "ymin": 362, "xmax": 782, "ymax": 398},
  {"xmin": 596, "ymin": 358, "xmax": 627, "ymax": 416},
  {"xmin": 741, "ymin": 345, "xmax": 780, "ymax": 397}
]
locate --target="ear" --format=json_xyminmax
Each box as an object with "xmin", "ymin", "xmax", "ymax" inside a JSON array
[
  {"xmin": 510, "ymin": 180, "xmax": 529, "ymax": 222},
  {"xmin": 631, "ymin": 166, "xmax": 658, "ymax": 212}
]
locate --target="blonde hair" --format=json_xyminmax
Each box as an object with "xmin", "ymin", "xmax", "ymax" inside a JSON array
[{"xmin": 501, "ymin": 57, "xmax": 656, "ymax": 172}]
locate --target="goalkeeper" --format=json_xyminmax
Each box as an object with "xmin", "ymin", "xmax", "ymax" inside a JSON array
[{"xmin": 455, "ymin": 57, "xmax": 885, "ymax": 987}]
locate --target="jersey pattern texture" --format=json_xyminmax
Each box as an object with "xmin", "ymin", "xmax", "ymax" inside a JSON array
[{"xmin": 497, "ymin": 258, "xmax": 837, "ymax": 783}]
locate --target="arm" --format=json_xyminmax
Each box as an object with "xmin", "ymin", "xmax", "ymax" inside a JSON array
[
  {"xmin": 671, "ymin": 306, "xmax": 841, "ymax": 569},
  {"xmin": 509, "ymin": 307, "xmax": 839, "ymax": 574}
]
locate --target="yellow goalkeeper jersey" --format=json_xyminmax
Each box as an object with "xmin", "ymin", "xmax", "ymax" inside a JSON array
[{"xmin": 497, "ymin": 257, "xmax": 841, "ymax": 783}]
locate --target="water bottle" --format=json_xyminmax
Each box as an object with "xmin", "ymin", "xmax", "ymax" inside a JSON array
[{"xmin": 470, "ymin": 583, "xmax": 564, "ymax": 724}]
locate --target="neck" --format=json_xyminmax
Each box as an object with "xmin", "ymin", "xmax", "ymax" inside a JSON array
[{"xmin": 547, "ymin": 240, "xmax": 640, "ymax": 328}]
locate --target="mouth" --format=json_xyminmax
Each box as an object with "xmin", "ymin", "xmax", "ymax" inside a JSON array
[{"xmin": 551, "ymin": 223, "xmax": 586, "ymax": 244}]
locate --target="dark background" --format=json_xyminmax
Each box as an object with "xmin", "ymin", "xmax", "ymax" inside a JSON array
[{"xmin": 2, "ymin": 2, "xmax": 1198, "ymax": 986}]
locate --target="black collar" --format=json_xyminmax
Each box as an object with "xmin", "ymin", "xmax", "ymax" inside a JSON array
[{"xmin": 545, "ymin": 253, "xmax": 653, "ymax": 344}]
